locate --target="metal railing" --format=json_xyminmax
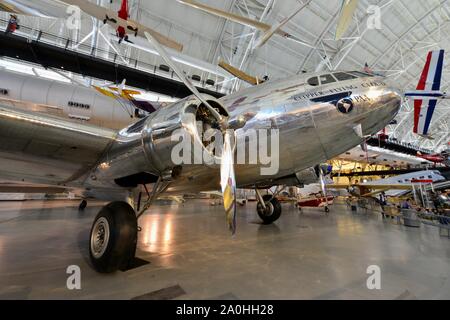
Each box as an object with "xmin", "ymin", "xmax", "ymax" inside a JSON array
[{"xmin": 0, "ymin": 16, "xmax": 230, "ymax": 95}]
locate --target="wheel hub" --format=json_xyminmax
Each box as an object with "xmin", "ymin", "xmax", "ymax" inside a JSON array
[
  {"xmin": 90, "ymin": 217, "xmax": 110, "ymax": 258},
  {"xmin": 257, "ymin": 201, "xmax": 274, "ymax": 217}
]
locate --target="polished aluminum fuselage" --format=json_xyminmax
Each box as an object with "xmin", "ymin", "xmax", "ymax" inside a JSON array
[
  {"xmin": 166, "ymin": 74, "xmax": 401, "ymax": 193},
  {"xmin": 0, "ymin": 72, "xmax": 401, "ymax": 198}
]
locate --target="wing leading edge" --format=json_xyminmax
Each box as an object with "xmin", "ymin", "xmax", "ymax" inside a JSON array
[{"xmin": 0, "ymin": 102, "xmax": 116, "ymax": 187}]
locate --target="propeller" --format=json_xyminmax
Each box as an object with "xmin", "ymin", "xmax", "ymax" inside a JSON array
[{"xmin": 144, "ymin": 31, "xmax": 237, "ymax": 234}]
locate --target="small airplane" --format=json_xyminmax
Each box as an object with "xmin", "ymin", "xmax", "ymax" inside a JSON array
[
  {"xmin": 331, "ymin": 170, "xmax": 445, "ymax": 197},
  {"xmin": 416, "ymin": 151, "xmax": 450, "ymax": 166},
  {"xmin": 62, "ymin": 0, "xmax": 183, "ymax": 50},
  {"xmin": 337, "ymin": 144, "xmax": 432, "ymax": 167},
  {"xmin": 405, "ymin": 50, "xmax": 446, "ymax": 138},
  {"xmin": 0, "ymin": 0, "xmax": 183, "ymax": 51},
  {"xmin": 296, "ymin": 177, "xmax": 335, "ymax": 212}
]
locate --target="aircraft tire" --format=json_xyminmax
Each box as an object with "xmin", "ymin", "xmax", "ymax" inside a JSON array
[
  {"xmin": 257, "ymin": 195, "xmax": 282, "ymax": 224},
  {"xmin": 89, "ymin": 201, "xmax": 137, "ymax": 273}
]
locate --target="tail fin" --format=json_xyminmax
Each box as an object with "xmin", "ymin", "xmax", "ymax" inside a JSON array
[
  {"xmin": 416, "ymin": 50, "xmax": 444, "ymax": 92},
  {"xmin": 413, "ymin": 50, "xmax": 445, "ymax": 135}
]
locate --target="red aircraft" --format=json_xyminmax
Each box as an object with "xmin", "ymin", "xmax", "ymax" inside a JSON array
[
  {"xmin": 417, "ymin": 151, "xmax": 449, "ymax": 165},
  {"xmin": 116, "ymin": 0, "xmax": 129, "ymax": 43},
  {"xmin": 104, "ymin": 0, "xmax": 137, "ymax": 43}
]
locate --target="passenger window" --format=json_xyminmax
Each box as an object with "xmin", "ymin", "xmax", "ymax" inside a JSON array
[
  {"xmin": 333, "ymin": 72, "xmax": 357, "ymax": 81},
  {"xmin": 319, "ymin": 74, "xmax": 336, "ymax": 85},
  {"xmin": 307, "ymin": 77, "xmax": 319, "ymax": 86}
]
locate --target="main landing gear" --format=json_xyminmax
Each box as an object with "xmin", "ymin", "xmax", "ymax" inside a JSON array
[
  {"xmin": 88, "ymin": 177, "xmax": 169, "ymax": 273},
  {"xmin": 255, "ymin": 188, "xmax": 282, "ymax": 225}
]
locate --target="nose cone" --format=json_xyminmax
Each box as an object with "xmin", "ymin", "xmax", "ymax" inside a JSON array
[
  {"xmin": 387, "ymin": 86, "xmax": 403, "ymax": 116},
  {"xmin": 360, "ymin": 83, "xmax": 403, "ymax": 137}
]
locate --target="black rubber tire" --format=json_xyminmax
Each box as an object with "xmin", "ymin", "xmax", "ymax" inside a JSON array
[
  {"xmin": 325, "ymin": 206, "xmax": 330, "ymax": 213},
  {"xmin": 78, "ymin": 200, "xmax": 87, "ymax": 211},
  {"xmin": 257, "ymin": 195, "xmax": 282, "ymax": 224},
  {"xmin": 89, "ymin": 202, "xmax": 138, "ymax": 273}
]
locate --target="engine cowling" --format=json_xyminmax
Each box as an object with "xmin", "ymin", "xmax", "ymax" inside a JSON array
[
  {"xmin": 141, "ymin": 95, "xmax": 228, "ymax": 174},
  {"xmin": 87, "ymin": 94, "xmax": 228, "ymax": 189}
]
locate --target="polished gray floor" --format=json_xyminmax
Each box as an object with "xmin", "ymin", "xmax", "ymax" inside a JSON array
[{"xmin": 0, "ymin": 199, "xmax": 449, "ymax": 300}]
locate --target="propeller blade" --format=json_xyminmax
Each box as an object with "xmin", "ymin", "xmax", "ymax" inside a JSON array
[
  {"xmin": 144, "ymin": 31, "xmax": 237, "ymax": 234},
  {"xmin": 144, "ymin": 31, "xmax": 225, "ymax": 125},
  {"xmin": 220, "ymin": 131, "xmax": 237, "ymax": 234}
]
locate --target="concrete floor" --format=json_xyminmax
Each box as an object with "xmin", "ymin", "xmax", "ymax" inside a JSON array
[{"xmin": 0, "ymin": 199, "xmax": 449, "ymax": 300}]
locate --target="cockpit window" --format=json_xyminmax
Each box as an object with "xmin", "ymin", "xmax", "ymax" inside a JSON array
[
  {"xmin": 307, "ymin": 76, "xmax": 319, "ymax": 86},
  {"xmin": 333, "ymin": 72, "xmax": 357, "ymax": 81},
  {"xmin": 349, "ymin": 71, "xmax": 374, "ymax": 78},
  {"xmin": 319, "ymin": 74, "xmax": 337, "ymax": 85}
]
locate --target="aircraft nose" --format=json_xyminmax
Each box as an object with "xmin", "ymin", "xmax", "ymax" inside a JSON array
[{"xmin": 380, "ymin": 86, "xmax": 403, "ymax": 122}]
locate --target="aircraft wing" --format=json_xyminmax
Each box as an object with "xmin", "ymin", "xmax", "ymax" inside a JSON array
[
  {"xmin": 0, "ymin": 1, "xmax": 24, "ymax": 14},
  {"xmin": 0, "ymin": 102, "xmax": 116, "ymax": 187},
  {"xmin": 61, "ymin": 0, "xmax": 184, "ymax": 52},
  {"xmin": 178, "ymin": 0, "xmax": 271, "ymax": 32},
  {"xmin": 0, "ymin": 182, "xmax": 67, "ymax": 193},
  {"xmin": 335, "ymin": 0, "xmax": 359, "ymax": 40},
  {"xmin": 330, "ymin": 183, "xmax": 413, "ymax": 197},
  {"xmin": 0, "ymin": 0, "xmax": 67, "ymax": 17},
  {"xmin": 330, "ymin": 183, "xmax": 413, "ymax": 190},
  {"xmin": 218, "ymin": 60, "xmax": 263, "ymax": 86}
]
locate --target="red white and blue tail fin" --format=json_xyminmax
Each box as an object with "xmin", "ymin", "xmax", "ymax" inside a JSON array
[{"xmin": 405, "ymin": 50, "xmax": 445, "ymax": 136}]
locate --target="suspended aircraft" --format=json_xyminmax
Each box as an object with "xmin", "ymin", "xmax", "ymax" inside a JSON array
[
  {"xmin": 405, "ymin": 50, "xmax": 446, "ymax": 138},
  {"xmin": 177, "ymin": 0, "xmax": 314, "ymax": 49},
  {"xmin": 331, "ymin": 170, "xmax": 445, "ymax": 197},
  {"xmin": 335, "ymin": 0, "xmax": 359, "ymax": 41},
  {"xmin": 0, "ymin": 0, "xmax": 183, "ymax": 51},
  {"xmin": 416, "ymin": 151, "xmax": 450, "ymax": 166}
]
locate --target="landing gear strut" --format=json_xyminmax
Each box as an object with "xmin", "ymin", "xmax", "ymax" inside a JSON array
[
  {"xmin": 255, "ymin": 189, "xmax": 282, "ymax": 224},
  {"xmin": 88, "ymin": 176, "xmax": 170, "ymax": 273},
  {"xmin": 78, "ymin": 199, "xmax": 87, "ymax": 211}
]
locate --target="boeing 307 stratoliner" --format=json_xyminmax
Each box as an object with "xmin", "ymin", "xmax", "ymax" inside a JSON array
[{"xmin": 0, "ymin": 0, "xmax": 402, "ymax": 274}]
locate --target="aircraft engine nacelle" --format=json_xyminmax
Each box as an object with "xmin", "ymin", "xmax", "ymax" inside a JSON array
[
  {"xmin": 141, "ymin": 94, "xmax": 229, "ymax": 175},
  {"xmin": 90, "ymin": 94, "xmax": 229, "ymax": 189}
]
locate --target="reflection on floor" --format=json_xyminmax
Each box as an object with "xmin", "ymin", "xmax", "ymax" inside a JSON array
[{"xmin": 0, "ymin": 199, "xmax": 449, "ymax": 299}]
